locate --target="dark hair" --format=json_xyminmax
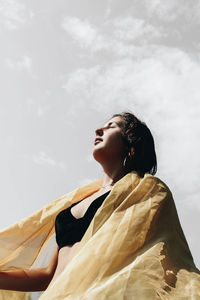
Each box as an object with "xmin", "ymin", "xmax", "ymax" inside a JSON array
[{"xmin": 113, "ymin": 112, "xmax": 157, "ymax": 177}]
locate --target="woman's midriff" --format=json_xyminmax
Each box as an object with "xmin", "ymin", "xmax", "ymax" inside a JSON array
[{"xmin": 48, "ymin": 242, "xmax": 80, "ymax": 287}]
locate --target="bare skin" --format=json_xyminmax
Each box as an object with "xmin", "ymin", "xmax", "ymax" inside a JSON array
[{"xmin": 0, "ymin": 116, "xmax": 130, "ymax": 291}]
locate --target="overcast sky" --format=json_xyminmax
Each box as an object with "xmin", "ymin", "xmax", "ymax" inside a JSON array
[{"xmin": 0, "ymin": 0, "xmax": 200, "ymax": 268}]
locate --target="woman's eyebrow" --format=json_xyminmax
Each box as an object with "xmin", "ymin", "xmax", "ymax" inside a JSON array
[
  {"xmin": 103, "ymin": 121, "xmax": 114, "ymax": 128},
  {"xmin": 101, "ymin": 121, "xmax": 121, "ymax": 128},
  {"xmin": 109, "ymin": 121, "xmax": 122, "ymax": 127}
]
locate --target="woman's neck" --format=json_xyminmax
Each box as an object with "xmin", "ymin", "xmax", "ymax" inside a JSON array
[{"xmin": 101, "ymin": 160, "xmax": 127, "ymax": 189}]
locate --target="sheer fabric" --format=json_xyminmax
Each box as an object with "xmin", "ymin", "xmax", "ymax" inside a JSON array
[{"xmin": 0, "ymin": 173, "xmax": 200, "ymax": 299}]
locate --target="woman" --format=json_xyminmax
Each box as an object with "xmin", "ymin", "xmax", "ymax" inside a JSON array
[{"xmin": 0, "ymin": 112, "xmax": 199, "ymax": 299}]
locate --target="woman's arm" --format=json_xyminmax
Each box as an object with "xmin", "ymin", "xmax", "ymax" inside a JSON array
[{"xmin": 0, "ymin": 247, "xmax": 58, "ymax": 292}]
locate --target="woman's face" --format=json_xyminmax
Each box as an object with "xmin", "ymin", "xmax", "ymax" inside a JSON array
[{"xmin": 93, "ymin": 116, "xmax": 126, "ymax": 164}]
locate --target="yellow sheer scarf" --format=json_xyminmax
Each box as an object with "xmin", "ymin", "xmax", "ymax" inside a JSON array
[{"xmin": 0, "ymin": 172, "xmax": 200, "ymax": 299}]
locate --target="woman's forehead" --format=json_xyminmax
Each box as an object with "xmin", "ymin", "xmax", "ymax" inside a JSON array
[{"xmin": 103, "ymin": 116, "xmax": 124, "ymax": 127}]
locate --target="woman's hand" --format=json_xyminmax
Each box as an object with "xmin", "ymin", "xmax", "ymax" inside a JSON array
[
  {"xmin": 0, "ymin": 267, "xmax": 51, "ymax": 291},
  {"xmin": 0, "ymin": 247, "xmax": 58, "ymax": 292}
]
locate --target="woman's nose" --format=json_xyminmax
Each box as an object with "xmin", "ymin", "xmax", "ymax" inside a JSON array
[{"xmin": 95, "ymin": 128, "xmax": 103, "ymax": 136}]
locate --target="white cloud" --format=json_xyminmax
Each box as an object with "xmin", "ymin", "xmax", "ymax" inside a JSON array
[
  {"xmin": 0, "ymin": 0, "xmax": 29, "ymax": 30},
  {"xmin": 63, "ymin": 65, "xmax": 101, "ymax": 95},
  {"xmin": 25, "ymin": 151, "xmax": 65, "ymax": 169},
  {"xmin": 5, "ymin": 56, "xmax": 32, "ymax": 72},
  {"xmin": 61, "ymin": 16, "xmax": 162, "ymax": 57},
  {"xmin": 144, "ymin": 0, "xmax": 200, "ymax": 23},
  {"xmin": 112, "ymin": 17, "xmax": 161, "ymax": 42},
  {"xmin": 64, "ymin": 47, "xmax": 200, "ymax": 115},
  {"xmin": 62, "ymin": 17, "xmax": 104, "ymax": 51}
]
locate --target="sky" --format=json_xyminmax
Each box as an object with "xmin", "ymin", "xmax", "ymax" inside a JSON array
[{"xmin": 0, "ymin": 0, "xmax": 200, "ymax": 269}]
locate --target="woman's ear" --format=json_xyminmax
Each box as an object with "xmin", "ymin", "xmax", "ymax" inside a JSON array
[{"xmin": 129, "ymin": 147, "xmax": 134, "ymax": 158}]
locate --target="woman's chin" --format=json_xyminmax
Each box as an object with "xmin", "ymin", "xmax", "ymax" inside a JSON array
[
  {"xmin": 92, "ymin": 149, "xmax": 106, "ymax": 164},
  {"xmin": 92, "ymin": 151, "xmax": 101, "ymax": 163}
]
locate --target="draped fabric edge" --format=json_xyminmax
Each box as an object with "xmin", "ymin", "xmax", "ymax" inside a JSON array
[{"xmin": 0, "ymin": 172, "xmax": 200, "ymax": 300}]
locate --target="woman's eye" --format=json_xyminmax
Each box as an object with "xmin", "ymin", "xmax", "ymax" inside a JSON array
[{"xmin": 103, "ymin": 123, "xmax": 115, "ymax": 130}]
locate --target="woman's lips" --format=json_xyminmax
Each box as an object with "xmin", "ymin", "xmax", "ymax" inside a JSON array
[{"xmin": 94, "ymin": 138, "xmax": 103, "ymax": 145}]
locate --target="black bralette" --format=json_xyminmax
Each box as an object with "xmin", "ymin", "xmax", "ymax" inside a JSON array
[{"xmin": 55, "ymin": 191, "xmax": 110, "ymax": 249}]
